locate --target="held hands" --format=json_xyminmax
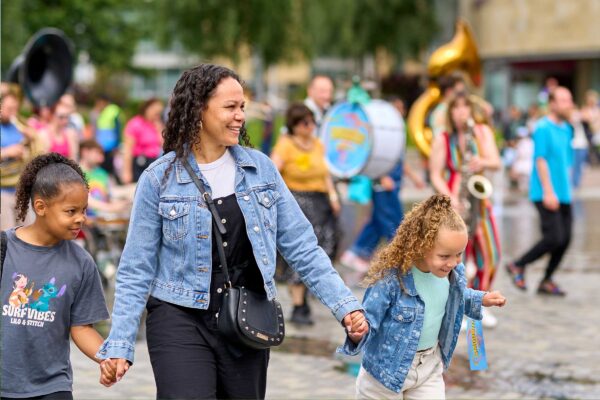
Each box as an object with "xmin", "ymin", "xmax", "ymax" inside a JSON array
[
  {"xmin": 343, "ymin": 310, "xmax": 369, "ymax": 344},
  {"xmin": 99, "ymin": 358, "xmax": 130, "ymax": 387},
  {"xmin": 482, "ymin": 291, "xmax": 507, "ymax": 308}
]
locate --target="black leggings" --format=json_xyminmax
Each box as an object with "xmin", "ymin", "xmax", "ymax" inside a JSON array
[
  {"xmin": 145, "ymin": 296, "xmax": 269, "ymax": 400},
  {"xmin": 515, "ymin": 202, "xmax": 572, "ymax": 281}
]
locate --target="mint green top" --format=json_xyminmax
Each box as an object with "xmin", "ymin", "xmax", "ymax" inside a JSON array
[{"xmin": 411, "ymin": 266, "xmax": 450, "ymax": 350}]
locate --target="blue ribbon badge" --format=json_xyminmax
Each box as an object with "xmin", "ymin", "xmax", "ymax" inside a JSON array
[{"xmin": 466, "ymin": 317, "xmax": 488, "ymax": 370}]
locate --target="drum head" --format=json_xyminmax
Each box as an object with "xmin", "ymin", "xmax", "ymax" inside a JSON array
[{"xmin": 320, "ymin": 102, "xmax": 371, "ymax": 179}]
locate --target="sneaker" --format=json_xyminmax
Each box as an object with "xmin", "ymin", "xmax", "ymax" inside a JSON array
[
  {"xmin": 481, "ymin": 308, "xmax": 498, "ymax": 328},
  {"xmin": 340, "ymin": 251, "xmax": 370, "ymax": 273},
  {"xmin": 537, "ymin": 280, "xmax": 566, "ymax": 296},
  {"xmin": 505, "ymin": 262, "xmax": 527, "ymax": 291}
]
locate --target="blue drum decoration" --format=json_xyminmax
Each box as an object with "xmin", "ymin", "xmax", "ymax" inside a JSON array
[{"xmin": 320, "ymin": 99, "xmax": 406, "ymax": 179}]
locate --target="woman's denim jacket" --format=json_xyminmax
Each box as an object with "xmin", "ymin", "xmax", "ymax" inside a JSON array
[
  {"xmin": 338, "ymin": 263, "xmax": 484, "ymax": 393},
  {"xmin": 97, "ymin": 145, "xmax": 362, "ymax": 362}
]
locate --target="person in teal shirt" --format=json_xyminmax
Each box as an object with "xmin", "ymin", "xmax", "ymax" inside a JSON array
[{"xmin": 506, "ymin": 86, "xmax": 574, "ymax": 296}]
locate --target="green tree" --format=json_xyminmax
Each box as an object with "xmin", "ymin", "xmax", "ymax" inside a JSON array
[
  {"xmin": 1, "ymin": 0, "xmax": 146, "ymax": 77},
  {"xmin": 302, "ymin": 0, "xmax": 438, "ymax": 62}
]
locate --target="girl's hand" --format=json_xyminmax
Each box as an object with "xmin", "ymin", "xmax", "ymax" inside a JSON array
[
  {"xmin": 468, "ymin": 156, "xmax": 485, "ymax": 173},
  {"xmin": 99, "ymin": 359, "xmax": 117, "ymax": 387},
  {"xmin": 344, "ymin": 311, "xmax": 369, "ymax": 344},
  {"xmin": 482, "ymin": 290, "xmax": 507, "ymax": 307}
]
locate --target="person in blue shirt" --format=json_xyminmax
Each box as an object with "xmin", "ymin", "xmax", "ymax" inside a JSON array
[
  {"xmin": 506, "ymin": 86, "xmax": 574, "ymax": 296},
  {"xmin": 339, "ymin": 194, "xmax": 506, "ymax": 399}
]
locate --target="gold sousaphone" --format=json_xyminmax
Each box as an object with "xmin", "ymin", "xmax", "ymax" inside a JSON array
[{"xmin": 407, "ymin": 19, "xmax": 481, "ymax": 157}]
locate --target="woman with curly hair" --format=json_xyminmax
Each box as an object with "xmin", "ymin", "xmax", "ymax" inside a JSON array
[
  {"xmin": 96, "ymin": 64, "xmax": 367, "ymax": 399},
  {"xmin": 338, "ymin": 194, "xmax": 506, "ymax": 399}
]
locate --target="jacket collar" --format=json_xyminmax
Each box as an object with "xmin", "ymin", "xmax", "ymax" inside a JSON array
[
  {"xmin": 174, "ymin": 145, "xmax": 257, "ymax": 184},
  {"xmin": 402, "ymin": 263, "xmax": 463, "ymax": 297}
]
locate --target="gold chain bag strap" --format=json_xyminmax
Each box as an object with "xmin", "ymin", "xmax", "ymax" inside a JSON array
[{"xmin": 182, "ymin": 159, "xmax": 284, "ymax": 349}]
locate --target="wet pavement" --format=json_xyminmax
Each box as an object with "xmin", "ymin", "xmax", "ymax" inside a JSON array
[{"xmin": 72, "ymin": 160, "xmax": 600, "ymax": 399}]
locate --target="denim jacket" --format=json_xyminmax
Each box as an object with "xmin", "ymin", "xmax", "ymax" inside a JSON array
[
  {"xmin": 337, "ymin": 263, "xmax": 484, "ymax": 393},
  {"xmin": 97, "ymin": 145, "xmax": 361, "ymax": 362}
]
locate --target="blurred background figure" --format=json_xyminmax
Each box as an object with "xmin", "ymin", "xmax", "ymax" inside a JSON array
[
  {"xmin": 570, "ymin": 106, "xmax": 589, "ymax": 189},
  {"xmin": 92, "ymin": 95, "xmax": 122, "ymax": 181},
  {"xmin": 59, "ymin": 93, "xmax": 85, "ymax": 139},
  {"xmin": 0, "ymin": 91, "xmax": 47, "ymax": 230},
  {"xmin": 271, "ymin": 103, "xmax": 340, "ymax": 325},
  {"xmin": 509, "ymin": 126, "xmax": 534, "ymax": 193},
  {"xmin": 121, "ymin": 98, "xmax": 164, "ymax": 184},
  {"xmin": 304, "ymin": 75, "xmax": 334, "ymax": 128},
  {"xmin": 26, "ymin": 105, "xmax": 52, "ymax": 132},
  {"xmin": 506, "ymin": 87, "xmax": 575, "ymax": 297},
  {"xmin": 429, "ymin": 74, "xmax": 465, "ymax": 139},
  {"xmin": 581, "ymin": 89, "xmax": 600, "ymax": 164},
  {"xmin": 44, "ymin": 101, "xmax": 79, "ymax": 160}
]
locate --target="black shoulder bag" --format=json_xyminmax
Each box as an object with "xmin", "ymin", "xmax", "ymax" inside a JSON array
[
  {"xmin": 1, "ymin": 230, "xmax": 7, "ymax": 282},
  {"xmin": 182, "ymin": 160, "xmax": 285, "ymax": 350}
]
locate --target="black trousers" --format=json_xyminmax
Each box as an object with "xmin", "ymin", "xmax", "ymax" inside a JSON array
[
  {"xmin": 515, "ymin": 202, "xmax": 572, "ymax": 281},
  {"xmin": 146, "ymin": 296, "xmax": 269, "ymax": 400}
]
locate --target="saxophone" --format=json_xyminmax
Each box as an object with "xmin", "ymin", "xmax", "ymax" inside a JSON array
[{"xmin": 459, "ymin": 118, "xmax": 493, "ymax": 236}]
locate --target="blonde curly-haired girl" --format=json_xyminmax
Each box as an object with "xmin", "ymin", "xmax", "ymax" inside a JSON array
[{"xmin": 339, "ymin": 194, "xmax": 506, "ymax": 399}]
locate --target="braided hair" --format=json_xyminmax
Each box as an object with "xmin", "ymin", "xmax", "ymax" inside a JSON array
[
  {"xmin": 363, "ymin": 194, "xmax": 466, "ymax": 287},
  {"xmin": 14, "ymin": 153, "xmax": 89, "ymax": 222}
]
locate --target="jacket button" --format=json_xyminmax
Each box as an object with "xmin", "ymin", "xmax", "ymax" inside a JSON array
[
  {"xmin": 244, "ymin": 195, "xmax": 250, "ymax": 201},
  {"xmin": 221, "ymin": 218, "xmax": 227, "ymax": 224},
  {"xmin": 263, "ymin": 197, "xmax": 270, "ymax": 204},
  {"xmin": 217, "ymin": 288, "xmax": 223, "ymax": 293},
  {"xmin": 223, "ymin": 242, "xmax": 228, "ymax": 247},
  {"xmin": 398, "ymin": 315, "xmax": 403, "ymax": 321},
  {"xmin": 217, "ymin": 199, "xmax": 223, "ymax": 205},
  {"xmin": 169, "ymin": 209, "xmax": 176, "ymax": 217},
  {"xmin": 262, "ymin": 257, "xmax": 268, "ymax": 264},
  {"xmin": 253, "ymin": 226, "xmax": 260, "ymax": 232}
]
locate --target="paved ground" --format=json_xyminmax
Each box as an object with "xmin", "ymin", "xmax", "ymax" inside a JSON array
[{"xmin": 72, "ymin": 161, "xmax": 600, "ymax": 399}]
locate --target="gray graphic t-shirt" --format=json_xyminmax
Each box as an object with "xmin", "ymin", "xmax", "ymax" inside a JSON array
[{"xmin": 1, "ymin": 228, "xmax": 109, "ymax": 398}]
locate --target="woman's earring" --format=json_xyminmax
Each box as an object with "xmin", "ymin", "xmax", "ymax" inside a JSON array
[{"xmin": 199, "ymin": 121, "xmax": 203, "ymax": 131}]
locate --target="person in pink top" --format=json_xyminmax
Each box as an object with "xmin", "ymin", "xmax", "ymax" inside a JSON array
[
  {"xmin": 121, "ymin": 98, "xmax": 164, "ymax": 183},
  {"xmin": 45, "ymin": 102, "xmax": 79, "ymax": 160}
]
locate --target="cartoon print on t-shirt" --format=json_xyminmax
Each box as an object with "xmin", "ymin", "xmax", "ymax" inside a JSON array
[
  {"xmin": 29, "ymin": 278, "xmax": 67, "ymax": 312},
  {"xmin": 3, "ymin": 275, "xmax": 66, "ymax": 328},
  {"xmin": 8, "ymin": 272, "xmax": 34, "ymax": 308}
]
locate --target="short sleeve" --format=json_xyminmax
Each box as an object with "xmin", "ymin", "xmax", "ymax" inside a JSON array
[
  {"xmin": 533, "ymin": 122, "xmax": 549, "ymax": 160},
  {"xmin": 71, "ymin": 258, "xmax": 109, "ymax": 326}
]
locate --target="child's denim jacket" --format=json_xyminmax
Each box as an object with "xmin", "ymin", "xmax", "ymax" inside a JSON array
[
  {"xmin": 337, "ymin": 263, "xmax": 484, "ymax": 393},
  {"xmin": 96, "ymin": 145, "xmax": 362, "ymax": 363}
]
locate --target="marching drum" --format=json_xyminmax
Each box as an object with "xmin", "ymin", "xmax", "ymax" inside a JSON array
[{"xmin": 320, "ymin": 99, "xmax": 405, "ymax": 179}]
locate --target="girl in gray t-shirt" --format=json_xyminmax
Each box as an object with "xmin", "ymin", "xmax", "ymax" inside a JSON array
[{"xmin": 1, "ymin": 153, "xmax": 114, "ymax": 399}]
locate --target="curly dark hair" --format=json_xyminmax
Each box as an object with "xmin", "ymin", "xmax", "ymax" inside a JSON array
[
  {"xmin": 363, "ymin": 194, "xmax": 466, "ymax": 288},
  {"xmin": 163, "ymin": 64, "xmax": 251, "ymax": 175},
  {"xmin": 15, "ymin": 153, "xmax": 89, "ymax": 222}
]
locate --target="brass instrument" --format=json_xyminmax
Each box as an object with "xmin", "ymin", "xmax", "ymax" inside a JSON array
[
  {"xmin": 407, "ymin": 19, "xmax": 481, "ymax": 157},
  {"xmin": 459, "ymin": 118, "xmax": 493, "ymax": 235}
]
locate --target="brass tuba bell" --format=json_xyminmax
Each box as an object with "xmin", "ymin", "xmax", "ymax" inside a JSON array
[{"xmin": 407, "ymin": 19, "xmax": 481, "ymax": 157}]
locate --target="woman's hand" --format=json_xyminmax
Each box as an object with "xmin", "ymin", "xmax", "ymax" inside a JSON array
[
  {"xmin": 344, "ymin": 311, "xmax": 369, "ymax": 344},
  {"xmin": 467, "ymin": 155, "xmax": 485, "ymax": 173},
  {"xmin": 482, "ymin": 290, "xmax": 506, "ymax": 307}
]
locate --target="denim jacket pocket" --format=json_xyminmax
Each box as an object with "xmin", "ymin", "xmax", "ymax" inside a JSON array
[
  {"xmin": 392, "ymin": 306, "xmax": 416, "ymax": 323},
  {"xmin": 158, "ymin": 201, "xmax": 190, "ymax": 240},
  {"xmin": 254, "ymin": 187, "xmax": 280, "ymax": 231}
]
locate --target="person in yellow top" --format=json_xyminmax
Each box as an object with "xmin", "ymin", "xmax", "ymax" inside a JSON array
[{"xmin": 271, "ymin": 103, "xmax": 341, "ymax": 325}]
